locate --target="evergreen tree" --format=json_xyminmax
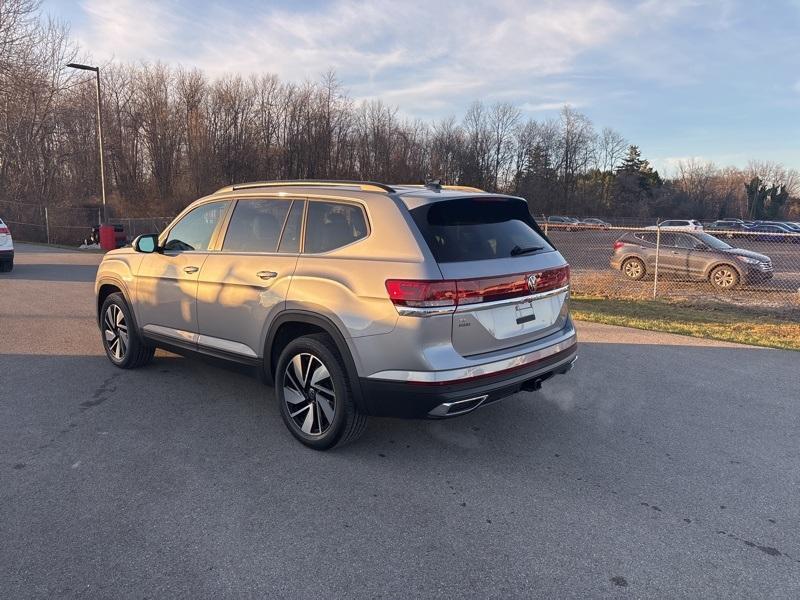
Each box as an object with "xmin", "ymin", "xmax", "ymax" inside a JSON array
[{"xmin": 613, "ymin": 145, "xmax": 662, "ymax": 214}]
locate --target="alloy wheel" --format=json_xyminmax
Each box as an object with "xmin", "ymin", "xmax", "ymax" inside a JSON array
[
  {"xmin": 624, "ymin": 259, "xmax": 643, "ymax": 279},
  {"xmin": 283, "ymin": 353, "xmax": 336, "ymax": 436},
  {"xmin": 103, "ymin": 304, "xmax": 128, "ymax": 360},
  {"xmin": 713, "ymin": 268, "xmax": 736, "ymax": 288}
]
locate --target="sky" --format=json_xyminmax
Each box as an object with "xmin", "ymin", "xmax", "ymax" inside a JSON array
[{"xmin": 43, "ymin": 0, "xmax": 800, "ymax": 175}]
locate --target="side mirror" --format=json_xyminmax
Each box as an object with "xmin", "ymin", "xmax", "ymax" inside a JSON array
[{"xmin": 133, "ymin": 233, "xmax": 160, "ymax": 254}]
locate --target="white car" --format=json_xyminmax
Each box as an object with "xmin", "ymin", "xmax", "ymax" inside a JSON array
[
  {"xmin": 0, "ymin": 218, "xmax": 14, "ymax": 272},
  {"xmin": 645, "ymin": 219, "xmax": 703, "ymax": 231}
]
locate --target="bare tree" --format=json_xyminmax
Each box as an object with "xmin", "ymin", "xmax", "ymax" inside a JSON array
[
  {"xmin": 488, "ymin": 102, "xmax": 520, "ymax": 190},
  {"xmin": 2, "ymin": 2, "xmax": 798, "ymax": 237}
]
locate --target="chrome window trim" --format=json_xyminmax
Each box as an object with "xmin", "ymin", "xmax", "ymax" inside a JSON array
[{"xmin": 367, "ymin": 327, "xmax": 577, "ymax": 383}]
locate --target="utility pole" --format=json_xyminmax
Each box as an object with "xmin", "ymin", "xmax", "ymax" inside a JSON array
[{"xmin": 67, "ymin": 63, "xmax": 107, "ymax": 223}]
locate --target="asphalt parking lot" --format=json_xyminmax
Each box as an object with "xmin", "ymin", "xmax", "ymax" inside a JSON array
[{"xmin": 2, "ymin": 243, "xmax": 799, "ymax": 598}]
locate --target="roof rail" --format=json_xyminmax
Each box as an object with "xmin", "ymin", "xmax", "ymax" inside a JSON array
[
  {"xmin": 395, "ymin": 183, "xmax": 486, "ymax": 193},
  {"xmin": 215, "ymin": 180, "xmax": 396, "ymax": 194}
]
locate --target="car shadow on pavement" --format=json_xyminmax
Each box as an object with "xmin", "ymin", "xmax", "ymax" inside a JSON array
[
  {"xmin": 2, "ymin": 340, "xmax": 793, "ymax": 472},
  {"xmin": 2, "ymin": 263, "xmax": 99, "ymax": 283}
]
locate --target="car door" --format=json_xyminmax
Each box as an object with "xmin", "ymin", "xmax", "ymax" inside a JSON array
[
  {"xmin": 135, "ymin": 200, "xmax": 231, "ymax": 345},
  {"xmin": 653, "ymin": 232, "xmax": 685, "ymax": 275},
  {"xmin": 195, "ymin": 198, "xmax": 304, "ymax": 359},
  {"xmin": 631, "ymin": 231, "xmax": 659, "ymax": 269},
  {"xmin": 660, "ymin": 233, "xmax": 694, "ymax": 277},
  {"xmin": 684, "ymin": 234, "xmax": 712, "ymax": 279}
]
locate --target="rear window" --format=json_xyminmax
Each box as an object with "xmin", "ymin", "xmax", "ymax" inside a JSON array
[{"xmin": 410, "ymin": 197, "xmax": 553, "ymax": 263}]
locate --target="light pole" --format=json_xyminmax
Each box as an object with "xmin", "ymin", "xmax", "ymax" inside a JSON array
[{"xmin": 67, "ymin": 62, "xmax": 107, "ymax": 223}]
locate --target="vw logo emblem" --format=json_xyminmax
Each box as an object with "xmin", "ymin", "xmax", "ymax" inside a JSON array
[{"xmin": 527, "ymin": 273, "xmax": 539, "ymax": 292}]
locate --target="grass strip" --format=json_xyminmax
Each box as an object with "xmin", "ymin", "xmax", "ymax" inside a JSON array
[{"xmin": 571, "ymin": 295, "xmax": 800, "ymax": 351}]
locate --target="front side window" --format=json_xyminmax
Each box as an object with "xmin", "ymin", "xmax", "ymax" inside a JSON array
[
  {"xmin": 304, "ymin": 202, "xmax": 368, "ymax": 254},
  {"xmin": 164, "ymin": 201, "xmax": 229, "ymax": 252},
  {"xmin": 695, "ymin": 232, "xmax": 731, "ymax": 250},
  {"xmin": 652, "ymin": 232, "xmax": 677, "ymax": 247},
  {"xmin": 672, "ymin": 234, "xmax": 698, "ymax": 249},
  {"xmin": 222, "ymin": 199, "xmax": 292, "ymax": 253}
]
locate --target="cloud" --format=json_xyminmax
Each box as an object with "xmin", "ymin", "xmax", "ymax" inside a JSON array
[
  {"xmin": 520, "ymin": 101, "xmax": 584, "ymax": 112},
  {"xmin": 74, "ymin": 0, "xmax": 630, "ymax": 114},
  {"xmin": 78, "ymin": 0, "xmax": 178, "ymax": 61}
]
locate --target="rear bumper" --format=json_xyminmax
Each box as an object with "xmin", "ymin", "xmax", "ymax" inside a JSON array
[{"xmin": 359, "ymin": 329, "xmax": 578, "ymax": 419}]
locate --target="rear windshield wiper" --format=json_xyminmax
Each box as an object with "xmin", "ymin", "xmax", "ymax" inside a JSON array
[{"xmin": 510, "ymin": 245, "xmax": 544, "ymax": 256}]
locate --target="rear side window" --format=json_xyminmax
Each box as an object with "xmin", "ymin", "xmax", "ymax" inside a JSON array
[
  {"xmin": 411, "ymin": 197, "xmax": 552, "ymax": 263},
  {"xmin": 223, "ymin": 199, "xmax": 292, "ymax": 253},
  {"xmin": 304, "ymin": 202, "xmax": 368, "ymax": 254}
]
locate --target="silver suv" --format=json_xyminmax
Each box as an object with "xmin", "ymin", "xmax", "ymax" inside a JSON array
[{"xmin": 95, "ymin": 181, "xmax": 577, "ymax": 449}]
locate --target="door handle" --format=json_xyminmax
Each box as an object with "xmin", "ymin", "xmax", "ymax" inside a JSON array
[
  {"xmin": 257, "ymin": 270, "xmax": 277, "ymax": 280},
  {"xmin": 183, "ymin": 266, "xmax": 199, "ymax": 274}
]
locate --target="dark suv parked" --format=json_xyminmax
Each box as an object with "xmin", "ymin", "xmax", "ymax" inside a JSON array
[{"xmin": 611, "ymin": 231, "xmax": 773, "ymax": 289}]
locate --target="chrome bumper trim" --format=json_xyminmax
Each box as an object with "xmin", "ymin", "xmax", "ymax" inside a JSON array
[
  {"xmin": 396, "ymin": 305, "xmax": 456, "ymax": 317},
  {"xmin": 428, "ymin": 395, "xmax": 488, "ymax": 417},
  {"xmin": 367, "ymin": 326, "xmax": 577, "ymax": 384},
  {"xmin": 454, "ymin": 285, "xmax": 570, "ymax": 313},
  {"xmin": 395, "ymin": 285, "xmax": 570, "ymax": 317}
]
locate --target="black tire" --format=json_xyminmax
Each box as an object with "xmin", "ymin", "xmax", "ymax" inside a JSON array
[
  {"xmin": 100, "ymin": 292, "xmax": 154, "ymax": 368},
  {"xmin": 709, "ymin": 264, "xmax": 739, "ymax": 290},
  {"xmin": 621, "ymin": 257, "xmax": 646, "ymax": 280},
  {"xmin": 0, "ymin": 260, "xmax": 11, "ymax": 272},
  {"xmin": 275, "ymin": 333, "xmax": 367, "ymax": 450}
]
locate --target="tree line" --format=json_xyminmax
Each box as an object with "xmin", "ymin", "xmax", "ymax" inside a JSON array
[{"xmin": 2, "ymin": 0, "xmax": 798, "ymax": 222}]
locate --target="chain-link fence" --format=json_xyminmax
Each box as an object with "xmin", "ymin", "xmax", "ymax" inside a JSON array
[
  {"xmin": 3, "ymin": 200, "xmax": 799, "ymax": 311},
  {"xmin": 0, "ymin": 200, "xmax": 173, "ymax": 246},
  {"xmin": 536, "ymin": 216, "xmax": 800, "ymax": 311}
]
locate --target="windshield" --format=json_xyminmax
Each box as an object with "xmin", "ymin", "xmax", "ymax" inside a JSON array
[
  {"xmin": 411, "ymin": 197, "xmax": 553, "ymax": 263},
  {"xmin": 695, "ymin": 232, "xmax": 732, "ymax": 250}
]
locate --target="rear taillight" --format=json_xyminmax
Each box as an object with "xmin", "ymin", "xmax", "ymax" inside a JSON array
[
  {"xmin": 386, "ymin": 265, "xmax": 570, "ymax": 314},
  {"xmin": 0, "ymin": 226, "xmax": 9, "ymax": 234},
  {"xmin": 385, "ymin": 279, "xmax": 458, "ymax": 308},
  {"xmin": 613, "ymin": 240, "xmax": 625, "ymax": 250}
]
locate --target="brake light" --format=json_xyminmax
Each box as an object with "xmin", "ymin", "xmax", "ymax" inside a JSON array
[
  {"xmin": 534, "ymin": 265, "xmax": 570, "ymax": 291},
  {"xmin": 613, "ymin": 241, "xmax": 625, "ymax": 250},
  {"xmin": 0, "ymin": 226, "xmax": 9, "ymax": 234},
  {"xmin": 386, "ymin": 265, "xmax": 570, "ymax": 313},
  {"xmin": 385, "ymin": 279, "xmax": 458, "ymax": 308}
]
